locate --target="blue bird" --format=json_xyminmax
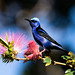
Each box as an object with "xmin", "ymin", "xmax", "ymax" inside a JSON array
[{"xmin": 25, "ymin": 17, "xmax": 68, "ymax": 53}]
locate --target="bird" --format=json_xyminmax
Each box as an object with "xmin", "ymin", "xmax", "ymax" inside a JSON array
[{"xmin": 25, "ymin": 17, "xmax": 68, "ymax": 53}]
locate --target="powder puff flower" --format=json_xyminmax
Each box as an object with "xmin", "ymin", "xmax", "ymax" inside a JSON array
[
  {"xmin": 0, "ymin": 32, "xmax": 28, "ymax": 63},
  {"xmin": 24, "ymin": 40, "xmax": 42, "ymax": 61}
]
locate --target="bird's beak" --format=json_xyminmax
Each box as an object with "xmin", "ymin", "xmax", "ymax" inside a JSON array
[{"xmin": 24, "ymin": 19, "xmax": 31, "ymax": 22}]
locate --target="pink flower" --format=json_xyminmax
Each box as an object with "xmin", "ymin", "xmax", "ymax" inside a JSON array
[
  {"xmin": 0, "ymin": 32, "xmax": 28, "ymax": 54},
  {"xmin": 24, "ymin": 40, "xmax": 42, "ymax": 61}
]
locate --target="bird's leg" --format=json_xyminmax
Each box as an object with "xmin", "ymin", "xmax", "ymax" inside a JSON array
[
  {"xmin": 40, "ymin": 49, "xmax": 46, "ymax": 54},
  {"xmin": 42, "ymin": 48, "xmax": 51, "ymax": 56},
  {"xmin": 40, "ymin": 48, "xmax": 51, "ymax": 56}
]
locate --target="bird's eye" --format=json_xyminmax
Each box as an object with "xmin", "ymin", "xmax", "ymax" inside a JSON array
[{"xmin": 31, "ymin": 20, "xmax": 37, "ymax": 23}]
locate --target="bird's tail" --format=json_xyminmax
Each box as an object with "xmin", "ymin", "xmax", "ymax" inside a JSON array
[{"xmin": 52, "ymin": 46, "xmax": 68, "ymax": 54}]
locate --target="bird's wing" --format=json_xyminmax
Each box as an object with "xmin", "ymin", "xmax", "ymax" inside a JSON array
[{"xmin": 37, "ymin": 28, "xmax": 62, "ymax": 47}]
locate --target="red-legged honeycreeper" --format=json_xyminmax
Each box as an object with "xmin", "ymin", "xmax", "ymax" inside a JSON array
[{"xmin": 25, "ymin": 17, "xmax": 68, "ymax": 53}]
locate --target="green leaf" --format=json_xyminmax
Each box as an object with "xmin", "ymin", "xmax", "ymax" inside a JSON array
[
  {"xmin": 8, "ymin": 41, "xmax": 14, "ymax": 52},
  {"xmin": 68, "ymin": 52, "xmax": 75, "ymax": 58},
  {"xmin": 0, "ymin": 38, "xmax": 9, "ymax": 48},
  {"xmin": 65, "ymin": 69, "xmax": 75, "ymax": 75},
  {"xmin": 73, "ymin": 57, "xmax": 75, "ymax": 60},
  {"xmin": 10, "ymin": 41, "xmax": 14, "ymax": 45},
  {"xmin": 65, "ymin": 72, "xmax": 74, "ymax": 75},
  {"xmin": 6, "ymin": 33, "xmax": 9, "ymax": 44},
  {"xmin": 9, "ymin": 41, "xmax": 14, "ymax": 48},
  {"xmin": 61, "ymin": 55, "xmax": 71, "ymax": 60},
  {"xmin": 43, "ymin": 56, "xmax": 51, "ymax": 66},
  {"xmin": 65, "ymin": 69, "xmax": 71, "ymax": 73}
]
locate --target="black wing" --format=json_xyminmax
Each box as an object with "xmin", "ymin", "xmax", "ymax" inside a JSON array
[{"xmin": 37, "ymin": 27, "xmax": 62, "ymax": 47}]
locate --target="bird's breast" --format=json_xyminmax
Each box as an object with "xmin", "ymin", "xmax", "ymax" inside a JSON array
[
  {"xmin": 32, "ymin": 29, "xmax": 46, "ymax": 42},
  {"xmin": 32, "ymin": 29, "xmax": 52, "ymax": 47}
]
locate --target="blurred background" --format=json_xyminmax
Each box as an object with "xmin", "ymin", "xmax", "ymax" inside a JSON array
[{"xmin": 0, "ymin": 0, "xmax": 75, "ymax": 75}]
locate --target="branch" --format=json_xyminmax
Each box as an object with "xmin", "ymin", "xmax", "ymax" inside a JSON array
[
  {"xmin": 53, "ymin": 60, "xmax": 74, "ymax": 69},
  {"xmin": 14, "ymin": 56, "xmax": 74, "ymax": 69},
  {"xmin": 13, "ymin": 50, "xmax": 75, "ymax": 69},
  {"xmin": 40, "ymin": 49, "xmax": 75, "ymax": 69},
  {"xmin": 39, "ymin": 56, "xmax": 74, "ymax": 69},
  {"xmin": 14, "ymin": 57, "xmax": 29, "ymax": 61}
]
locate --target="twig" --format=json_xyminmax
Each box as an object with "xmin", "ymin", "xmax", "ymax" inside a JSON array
[
  {"xmin": 14, "ymin": 56, "xmax": 74, "ymax": 69},
  {"xmin": 40, "ymin": 49, "xmax": 74, "ymax": 69},
  {"xmin": 53, "ymin": 60, "xmax": 73, "ymax": 68},
  {"xmin": 39, "ymin": 56, "xmax": 74, "ymax": 69},
  {"xmin": 14, "ymin": 57, "xmax": 29, "ymax": 61}
]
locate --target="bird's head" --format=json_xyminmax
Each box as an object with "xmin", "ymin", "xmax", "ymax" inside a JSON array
[{"xmin": 25, "ymin": 17, "xmax": 40, "ymax": 28}]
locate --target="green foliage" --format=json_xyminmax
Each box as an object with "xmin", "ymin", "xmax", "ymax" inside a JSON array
[
  {"xmin": 43, "ymin": 56, "xmax": 51, "ymax": 66},
  {"xmin": 0, "ymin": 38, "xmax": 9, "ymax": 48},
  {"xmin": 62, "ymin": 52, "xmax": 75, "ymax": 75},
  {"xmin": 62, "ymin": 52, "xmax": 75, "ymax": 66},
  {"xmin": 6, "ymin": 33, "xmax": 9, "ymax": 44},
  {"xmin": 61, "ymin": 55, "xmax": 71, "ymax": 60},
  {"xmin": 8, "ymin": 41, "xmax": 14, "ymax": 52},
  {"xmin": 2, "ymin": 53, "xmax": 14, "ymax": 63},
  {"xmin": 1, "ymin": 41, "xmax": 15, "ymax": 63},
  {"xmin": 0, "ymin": 33, "xmax": 16, "ymax": 63},
  {"xmin": 65, "ymin": 69, "xmax": 75, "ymax": 75}
]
